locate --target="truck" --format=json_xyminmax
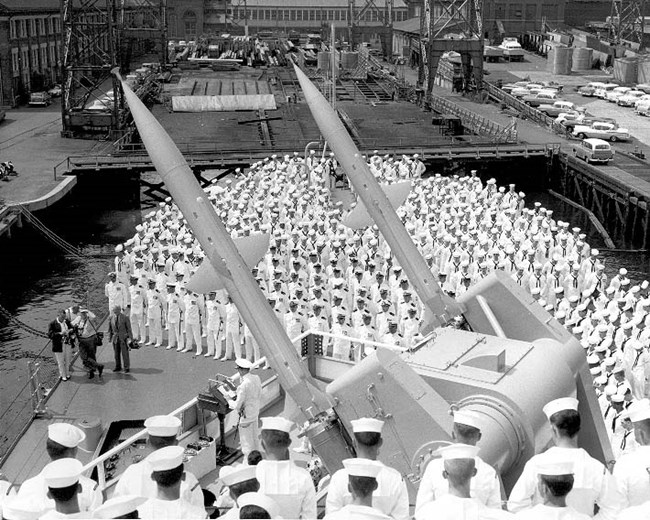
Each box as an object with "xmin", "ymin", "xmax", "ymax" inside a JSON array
[{"xmin": 498, "ymin": 38, "xmax": 524, "ymax": 61}]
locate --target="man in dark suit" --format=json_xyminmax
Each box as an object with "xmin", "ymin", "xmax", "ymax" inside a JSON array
[{"xmin": 108, "ymin": 305, "xmax": 133, "ymax": 373}]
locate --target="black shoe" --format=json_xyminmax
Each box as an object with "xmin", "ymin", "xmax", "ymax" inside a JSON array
[
  {"xmin": 98, "ymin": 365, "xmax": 104, "ymax": 378},
  {"xmin": 88, "ymin": 372, "xmax": 95, "ymax": 379},
  {"xmin": 113, "ymin": 367, "xmax": 122, "ymax": 372},
  {"xmin": 124, "ymin": 368, "xmax": 130, "ymax": 373}
]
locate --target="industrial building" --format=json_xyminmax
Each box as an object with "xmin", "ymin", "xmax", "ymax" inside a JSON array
[{"xmin": 0, "ymin": 1, "xmax": 63, "ymax": 106}]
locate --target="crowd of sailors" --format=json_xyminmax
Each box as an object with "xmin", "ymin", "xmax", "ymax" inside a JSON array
[
  {"xmin": 2, "ymin": 151, "xmax": 650, "ymax": 518},
  {"xmin": 1, "ymin": 394, "xmax": 650, "ymax": 519}
]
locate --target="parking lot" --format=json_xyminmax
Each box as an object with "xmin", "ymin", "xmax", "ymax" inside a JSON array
[{"xmin": 484, "ymin": 51, "xmax": 650, "ymax": 153}]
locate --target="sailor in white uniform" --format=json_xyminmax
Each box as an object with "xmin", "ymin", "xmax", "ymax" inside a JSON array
[
  {"xmin": 613, "ymin": 399, "xmax": 650, "ymax": 509},
  {"xmin": 114, "ymin": 415, "xmax": 204, "ymax": 508},
  {"xmin": 92, "ymin": 495, "xmax": 148, "ymax": 519},
  {"xmin": 1, "ymin": 494, "xmax": 43, "ymax": 520},
  {"xmin": 137, "ymin": 446, "xmax": 207, "ymax": 519},
  {"xmin": 16, "ymin": 423, "xmax": 101, "ymax": 513},
  {"xmin": 217, "ymin": 465, "xmax": 259, "ymax": 519},
  {"xmin": 416, "ymin": 409, "xmax": 502, "ymax": 512},
  {"xmin": 508, "ymin": 397, "xmax": 623, "ymax": 519},
  {"xmin": 38, "ymin": 459, "xmax": 88, "ymax": 519},
  {"xmin": 514, "ymin": 454, "xmax": 590, "ymax": 520},
  {"xmin": 237, "ymin": 492, "xmax": 281, "ymax": 520},
  {"xmin": 256, "ymin": 416, "xmax": 317, "ymax": 519},
  {"xmin": 414, "ymin": 444, "xmax": 512, "ymax": 520},
  {"xmin": 227, "ymin": 358, "xmax": 262, "ymax": 458},
  {"xmin": 324, "ymin": 459, "xmax": 391, "ymax": 520},
  {"xmin": 326, "ymin": 418, "xmax": 408, "ymax": 520}
]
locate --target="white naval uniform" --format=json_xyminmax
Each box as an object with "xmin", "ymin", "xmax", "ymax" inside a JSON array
[
  {"xmin": 414, "ymin": 494, "xmax": 513, "ymax": 520},
  {"xmin": 184, "ymin": 298, "xmax": 202, "ymax": 354},
  {"xmin": 16, "ymin": 471, "xmax": 102, "ymax": 513},
  {"xmin": 326, "ymin": 461, "xmax": 409, "ymax": 520},
  {"xmin": 617, "ymin": 501, "xmax": 650, "ymax": 520},
  {"xmin": 515, "ymin": 504, "xmax": 591, "ymax": 520},
  {"xmin": 166, "ymin": 293, "xmax": 184, "ymax": 349},
  {"xmin": 256, "ymin": 459, "xmax": 317, "ymax": 519},
  {"xmin": 415, "ymin": 455, "xmax": 502, "ymax": 512},
  {"xmin": 146, "ymin": 289, "xmax": 164, "ymax": 345},
  {"xmin": 507, "ymin": 447, "xmax": 623, "ymax": 520},
  {"xmin": 613, "ymin": 445, "xmax": 650, "ymax": 508},
  {"xmin": 230, "ymin": 372, "xmax": 262, "ymax": 456},
  {"xmin": 325, "ymin": 504, "xmax": 391, "ymax": 520},
  {"xmin": 205, "ymin": 299, "xmax": 222, "ymax": 357},
  {"xmin": 129, "ymin": 284, "xmax": 146, "ymax": 341},
  {"xmin": 39, "ymin": 511, "xmax": 88, "ymax": 519},
  {"xmin": 113, "ymin": 456, "xmax": 203, "ymax": 508},
  {"xmin": 138, "ymin": 497, "xmax": 207, "ymax": 519}
]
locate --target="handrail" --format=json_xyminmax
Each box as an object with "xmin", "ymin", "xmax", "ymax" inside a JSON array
[{"xmin": 310, "ymin": 330, "xmax": 408, "ymax": 353}]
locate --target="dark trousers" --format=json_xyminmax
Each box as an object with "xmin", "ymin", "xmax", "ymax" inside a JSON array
[
  {"xmin": 79, "ymin": 336, "xmax": 102, "ymax": 373},
  {"xmin": 113, "ymin": 339, "xmax": 130, "ymax": 370}
]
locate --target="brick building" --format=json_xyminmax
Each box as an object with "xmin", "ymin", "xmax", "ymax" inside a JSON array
[{"xmin": 0, "ymin": 1, "xmax": 63, "ymax": 106}]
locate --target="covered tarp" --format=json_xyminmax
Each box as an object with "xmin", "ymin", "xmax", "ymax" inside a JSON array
[{"xmin": 172, "ymin": 94, "xmax": 277, "ymax": 112}]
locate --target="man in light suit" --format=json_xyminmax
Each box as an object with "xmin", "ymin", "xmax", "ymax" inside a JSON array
[{"xmin": 108, "ymin": 305, "xmax": 133, "ymax": 373}]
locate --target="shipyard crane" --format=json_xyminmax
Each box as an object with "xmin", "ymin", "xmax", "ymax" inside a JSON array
[
  {"xmin": 347, "ymin": 0, "xmax": 394, "ymax": 57},
  {"xmin": 608, "ymin": 0, "xmax": 647, "ymax": 47},
  {"xmin": 60, "ymin": 0, "xmax": 166, "ymax": 139},
  {"xmin": 118, "ymin": 62, "xmax": 612, "ymax": 499},
  {"xmin": 414, "ymin": 0, "xmax": 484, "ymax": 94}
]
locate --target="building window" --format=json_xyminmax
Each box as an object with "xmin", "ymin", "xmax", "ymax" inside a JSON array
[
  {"xmin": 11, "ymin": 49, "xmax": 19, "ymax": 75},
  {"xmin": 30, "ymin": 18, "xmax": 37, "ymax": 36},
  {"xmin": 542, "ymin": 4, "xmax": 557, "ymax": 19},
  {"xmin": 10, "ymin": 20, "xmax": 17, "ymax": 39},
  {"xmin": 183, "ymin": 9, "xmax": 197, "ymax": 37},
  {"xmin": 31, "ymin": 47, "xmax": 39, "ymax": 69},
  {"xmin": 509, "ymin": 4, "xmax": 522, "ymax": 18},
  {"xmin": 55, "ymin": 17, "xmax": 61, "ymax": 33},
  {"xmin": 19, "ymin": 19, "xmax": 26, "ymax": 38},
  {"xmin": 39, "ymin": 18, "xmax": 46, "ymax": 35},
  {"xmin": 284, "ymin": 9, "xmax": 290, "ymax": 20},
  {"xmin": 341, "ymin": 9, "xmax": 347, "ymax": 21},
  {"xmin": 291, "ymin": 9, "xmax": 296, "ymax": 21},
  {"xmin": 494, "ymin": 3, "xmax": 506, "ymax": 18},
  {"xmin": 525, "ymin": 4, "xmax": 536, "ymax": 19}
]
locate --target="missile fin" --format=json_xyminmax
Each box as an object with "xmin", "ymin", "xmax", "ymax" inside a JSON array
[{"xmin": 343, "ymin": 181, "xmax": 412, "ymax": 230}]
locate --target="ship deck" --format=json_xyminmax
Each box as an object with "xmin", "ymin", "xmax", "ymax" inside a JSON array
[{"xmin": 0, "ymin": 338, "xmax": 274, "ymax": 485}]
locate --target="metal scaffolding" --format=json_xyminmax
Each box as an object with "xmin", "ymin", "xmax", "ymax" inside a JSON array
[
  {"xmin": 60, "ymin": 0, "xmax": 166, "ymax": 139},
  {"xmin": 419, "ymin": 0, "xmax": 484, "ymax": 94},
  {"xmin": 608, "ymin": 0, "xmax": 646, "ymax": 46},
  {"xmin": 347, "ymin": 0, "xmax": 394, "ymax": 55}
]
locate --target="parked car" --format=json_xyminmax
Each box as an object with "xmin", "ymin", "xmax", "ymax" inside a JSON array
[
  {"xmin": 539, "ymin": 80, "xmax": 564, "ymax": 92},
  {"xmin": 617, "ymin": 90, "xmax": 646, "ymax": 107},
  {"xmin": 501, "ymin": 81, "xmax": 529, "ymax": 93},
  {"xmin": 28, "ymin": 92, "xmax": 51, "ymax": 107},
  {"xmin": 633, "ymin": 94, "xmax": 650, "ymax": 108},
  {"xmin": 635, "ymin": 83, "xmax": 650, "ymax": 94},
  {"xmin": 637, "ymin": 100, "xmax": 650, "ymax": 116},
  {"xmin": 577, "ymin": 82, "xmax": 608, "ymax": 97},
  {"xmin": 561, "ymin": 116, "xmax": 616, "ymax": 131},
  {"xmin": 572, "ymin": 122, "xmax": 630, "ymax": 141},
  {"xmin": 47, "ymin": 84, "xmax": 62, "ymax": 97},
  {"xmin": 594, "ymin": 83, "xmax": 619, "ymax": 99},
  {"xmin": 556, "ymin": 112, "xmax": 582, "ymax": 125},
  {"xmin": 605, "ymin": 86, "xmax": 632, "ymax": 102},
  {"xmin": 538, "ymin": 100, "xmax": 584, "ymax": 117},
  {"xmin": 523, "ymin": 91, "xmax": 559, "ymax": 107},
  {"xmin": 573, "ymin": 138, "xmax": 614, "ymax": 164}
]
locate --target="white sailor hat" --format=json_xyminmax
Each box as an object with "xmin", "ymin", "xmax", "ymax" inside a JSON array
[
  {"xmin": 436, "ymin": 443, "xmax": 480, "ymax": 460},
  {"xmin": 343, "ymin": 458, "xmax": 383, "ymax": 478},
  {"xmin": 1, "ymin": 496, "xmax": 43, "ymax": 520},
  {"xmin": 260, "ymin": 416, "xmax": 294, "ymax": 433},
  {"xmin": 543, "ymin": 397, "xmax": 579, "ymax": 419},
  {"xmin": 594, "ymin": 375, "xmax": 608, "ymax": 386},
  {"xmin": 92, "ymin": 495, "xmax": 148, "ymax": 519},
  {"xmin": 220, "ymin": 465, "xmax": 258, "ymax": 487},
  {"xmin": 589, "ymin": 367, "xmax": 602, "ymax": 376},
  {"xmin": 237, "ymin": 492, "xmax": 281, "ymax": 518},
  {"xmin": 611, "ymin": 393, "xmax": 625, "ymax": 404},
  {"xmin": 115, "ymin": 244, "xmax": 123, "ymax": 253},
  {"xmin": 453, "ymin": 409, "xmax": 482, "ymax": 430},
  {"xmin": 135, "ymin": 224, "xmax": 143, "ymax": 232},
  {"xmin": 148, "ymin": 445, "xmax": 184, "ymax": 472},
  {"xmin": 48, "ymin": 423, "xmax": 86, "ymax": 448},
  {"xmin": 536, "ymin": 454, "xmax": 574, "ymax": 476},
  {"xmin": 43, "ymin": 458, "xmax": 82, "ymax": 488},
  {"xmin": 594, "ymin": 343, "xmax": 608, "ymax": 353},
  {"xmin": 627, "ymin": 399, "xmax": 650, "ymax": 422},
  {"xmin": 604, "ymin": 357, "xmax": 616, "ymax": 367},
  {"xmin": 351, "ymin": 418, "xmax": 384, "ymax": 434},
  {"xmin": 604, "ymin": 385, "xmax": 618, "ymax": 396},
  {"xmin": 144, "ymin": 415, "xmax": 181, "ymax": 437},
  {"xmin": 235, "ymin": 358, "xmax": 253, "ymax": 370}
]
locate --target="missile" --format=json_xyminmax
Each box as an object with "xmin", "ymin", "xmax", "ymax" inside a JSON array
[
  {"xmin": 113, "ymin": 68, "xmax": 332, "ymax": 417},
  {"xmin": 342, "ymin": 181, "xmax": 411, "ymax": 230},
  {"xmin": 292, "ymin": 62, "xmax": 464, "ymax": 329}
]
